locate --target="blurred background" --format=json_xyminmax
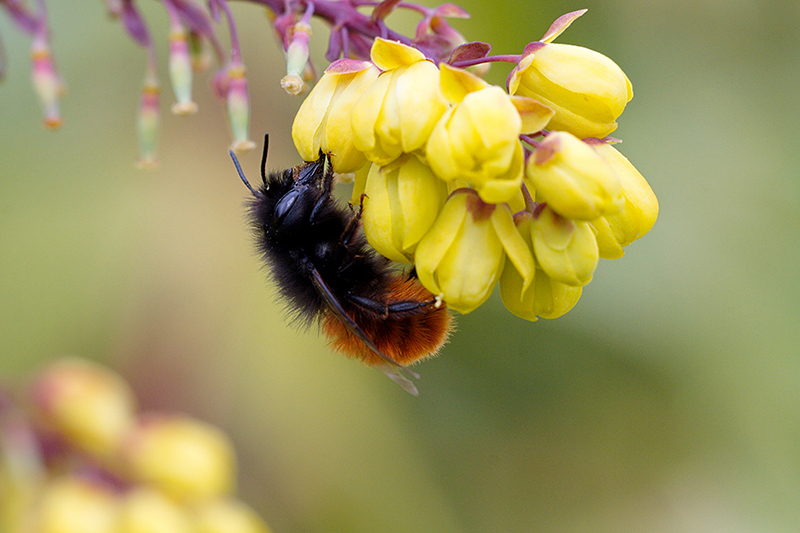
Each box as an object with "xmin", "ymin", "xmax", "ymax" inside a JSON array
[{"xmin": 1, "ymin": 0, "xmax": 799, "ymax": 531}]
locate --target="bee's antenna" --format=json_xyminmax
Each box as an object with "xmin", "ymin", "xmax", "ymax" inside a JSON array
[
  {"xmin": 260, "ymin": 133, "xmax": 269, "ymax": 182},
  {"xmin": 229, "ymin": 150, "xmax": 263, "ymax": 198}
]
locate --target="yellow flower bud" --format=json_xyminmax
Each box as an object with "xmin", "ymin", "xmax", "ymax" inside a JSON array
[
  {"xmin": 589, "ymin": 142, "xmax": 659, "ymax": 258},
  {"xmin": 500, "ymin": 217, "xmax": 583, "ymax": 321},
  {"xmin": 414, "ymin": 189, "xmax": 534, "ymax": 314},
  {"xmin": 195, "ymin": 499, "xmax": 273, "ymax": 533},
  {"xmin": 351, "ymin": 39, "xmax": 447, "ymax": 165},
  {"xmin": 362, "ymin": 156, "xmax": 448, "ymax": 263},
  {"xmin": 32, "ymin": 476, "xmax": 118, "ymax": 533},
  {"xmin": 527, "ymin": 131, "xmax": 623, "ymax": 220},
  {"xmin": 118, "ymin": 487, "xmax": 193, "ymax": 533},
  {"xmin": 292, "ymin": 59, "xmax": 379, "ymax": 173},
  {"xmin": 509, "ymin": 43, "xmax": 633, "ymax": 139},
  {"xmin": 532, "ymin": 205, "xmax": 599, "ymax": 286},
  {"xmin": 30, "ymin": 357, "xmax": 136, "ymax": 460},
  {"xmin": 121, "ymin": 414, "xmax": 236, "ymax": 502},
  {"xmin": 426, "ymin": 65, "xmax": 534, "ymax": 204}
]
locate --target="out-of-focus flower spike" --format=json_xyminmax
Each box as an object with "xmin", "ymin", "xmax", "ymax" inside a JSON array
[
  {"xmin": 120, "ymin": 0, "xmax": 153, "ymax": 47},
  {"xmin": 188, "ymin": 30, "xmax": 211, "ymax": 72},
  {"xmin": 102, "ymin": 0, "xmax": 123, "ymax": 17},
  {"xmin": 137, "ymin": 69, "xmax": 160, "ymax": 169},
  {"xmin": 281, "ymin": 21, "xmax": 311, "ymax": 95},
  {"xmin": 540, "ymin": 9, "xmax": 587, "ymax": 43},
  {"xmin": 166, "ymin": 18, "xmax": 198, "ymax": 115},
  {"xmin": 226, "ymin": 61, "xmax": 256, "ymax": 153},
  {"xmin": 211, "ymin": 0, "xmax": 255, "ymax": 153},
  {"xmin": 30, "ymin": 11, "xmax": 63, "ymax": 131},
  {"xmin": 211, "ymin": 67, "xmax": 229, "ymax": 100}
]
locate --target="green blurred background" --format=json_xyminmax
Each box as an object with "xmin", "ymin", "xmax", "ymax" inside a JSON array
[{"xmin": 2, "ymin": 1, "xmax": 799, "ymax": 531}]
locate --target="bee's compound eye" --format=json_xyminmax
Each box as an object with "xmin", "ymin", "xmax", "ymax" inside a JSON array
[{"xmin": 273, "ymin": 189, "xmax": 301, "ymax": 227}]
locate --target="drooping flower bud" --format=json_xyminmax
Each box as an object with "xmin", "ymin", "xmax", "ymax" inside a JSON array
[
  {"xmin": 415, "ymin": 189, "xmax": 534, "ymax": 313},
  {"xmin": 509, "ymin": 42, "xmax": 632, "ymax": 139},
  {"xmin": 292, "ymin": 59, "xmax": 379, "ymax": 173},
  {"xmin": 500, "ymin": 216, "xmax": 583, "ymax": 321},
  {"xmin": 121, "ymin": 414, "xmax": 237, "ymax": 502},
  {"xmin": 29, "ymin": 357, "xmax": 137, "ymax": 459},
  {"xmin": 137, "ymin": 72, "xmax": 161, "ymax": 169},
  {"xmin": 362, "ymin": 156, "xmax": 448, "ymax": 263},
  {"xmin": 226, "ymin": 61, "xmax": 256, "ymax": 153},
  {"xmin": 168, "ymin": 24, "xmax": 198, "ymax": 115},
  {"xmin": 281, "ymin": 21, "xmax": 311, "ymax": 95},
  {"xmin": 426, "ymin": 64, "xmax": 552, "ymax": 204},
  {"xmin": 527, "ymin": 131, "xmax": 623, "ymax": 220},
  {"xmin": 118, "ymin": 487, "xmax": 194, "ymax": 533},
  {"xmin": 30, "ymin": 34, "xmax": 63, "ymax": 130},
  {"xmin": 31, "ymin": 476, "xmax": 118, "ymax": 533},
  {"xmin": 532, "ymin": 205, "xmax": 599, "ymax": 286},
  {"xmin": 589, "ymin": 142, "xmax": 659, "ymax": 258},
  {"xmin": 351, "ymin": 38, "xmax": 447, "ymax": 166},
  {"xmin": 194, "ymin": 499, "xmax": 274, "ymax": 533}
]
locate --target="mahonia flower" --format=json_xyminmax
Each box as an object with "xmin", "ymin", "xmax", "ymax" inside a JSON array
[
  {"xmin": 426, "ymin": 63, "xmax": 553, "ymax": 204},
  {"xmin": 292, "ymin": 59, "xmax": 379, "ymax": 173},
  {"xmin": 531, "ymin": 204, "xmax": 599, "ymax": 286},
  {"xmin": 527, "ymin": 131, "xmax": 623, "ymax": 220},
  {"xmin": 351, "ymin": 38, "xmax": 447, "ymax": 166},
  {"xmin": 500, "ymin": 216, "xmax": 583, "ymax": 321},
  {"xmin": 588, "ymin": 141, "xmax": 659, "ymax": 259},
  {"xmin": 509, "ymin": 42, "xmax": 633, "ymax": 139},
  {"xmin": 118, "ymin": 487, "xmax": 194, "ymax": 533},
  {"xmin": 121, "ymin": 413, "xmax": 237, "ymax": 502},
  {"xmin": 29, "ymin": 357, "xmax": 137, "ymax": 460},
  {"xmin": 415, "ymin": 189, "xmax": 534, "ymax": 314},
  {"xmin": 0, "ymin": 357, "xmax": 272, "ymax": 533},
  {"xmin": 362, "ymin": 155, "xmax": 448, "ymax": 263},
  {"xmin": 32, "ymin": 476, "xmax": 118, "ymax": 533}
]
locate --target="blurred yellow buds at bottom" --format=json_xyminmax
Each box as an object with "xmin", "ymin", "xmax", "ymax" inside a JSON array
[
  {"xmin": 415, "ymin": 189, "xmax": 534, "ymax": 314},
  {"xmin": 292, "ymin": 60, "xmax": 379, "ymax": 173},
  {"xmin": 195, "ymin": 499, "xmax": 274, "ymax": 533},
  {"xmin": 527, "ymin": 131, "xmax": 623, "ymax": 220},
  {"xmin": 118, "ymin": 487, "xmax": 193, "ymax": 533},
  {"xmin": 500, "ymin": 217, "xmax": 583, "ymax": 321},
  {"xmin": 532, "ymin": 205, "xmax": 599, "ymax": 286},
  {"xmin": 121, "ymin": 414, "xmax": 237, "ymax": 502},
  {"xmin": 30, "ymin": 476, "xmax": 118, "ymax": 533},
  {"xmin": 362, "ymin": 156, "xmax": 448, "ymax": 263},
  {"xmin": 590, "ymin": 142, "xmax": 659, "ymax": 259},
  {"xmin": 29, "ymin": 357, "xmax": 137, "ymax": 460}
]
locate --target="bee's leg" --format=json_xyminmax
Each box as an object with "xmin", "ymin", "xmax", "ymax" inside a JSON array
[
  {"xmin": 340, "ymin": 193, "xmax": 367, "ymax": 247},
  {"xmin": 308, "ymin": 155, "xmax": 337, "ymax": 226},
  {"xmin": 346, "ymin": 293, "xmax": 437, "ymax": 319}
]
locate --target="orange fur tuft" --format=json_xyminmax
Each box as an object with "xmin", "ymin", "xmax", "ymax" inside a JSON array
[{"xmin": 321, "ymin": 275, "xmax": 452, "ymax": 366}]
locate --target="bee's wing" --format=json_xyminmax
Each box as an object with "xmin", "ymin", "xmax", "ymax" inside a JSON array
[{"xmin": 309, "ymin": 267, "xmax": 419, "ymax": 395}]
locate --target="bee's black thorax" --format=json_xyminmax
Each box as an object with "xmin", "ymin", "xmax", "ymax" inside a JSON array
[{"xmin": 247, "ymin": 155, "xmax": 390, "ymax": 324}]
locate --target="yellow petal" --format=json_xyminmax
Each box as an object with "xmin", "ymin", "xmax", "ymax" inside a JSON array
[
  {"xmin": 492, "ymin": 204, "xmax": 535, "ymax": 292},
  {"xmin": 370, "ymin": 37, "xmax": 427, "ymax": 70},
  {"xmin": 438, "ymin": 63, "xmax": 489, "ymax": 104}
]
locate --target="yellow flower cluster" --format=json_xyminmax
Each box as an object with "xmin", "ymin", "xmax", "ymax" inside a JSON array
[
  {"xmin": 292, "ymin": 24, "xmax": 657, "ymax": 320},
  {"xmin": 0, "ymin": 358, "xmax": 272, "ymax": 533}
]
